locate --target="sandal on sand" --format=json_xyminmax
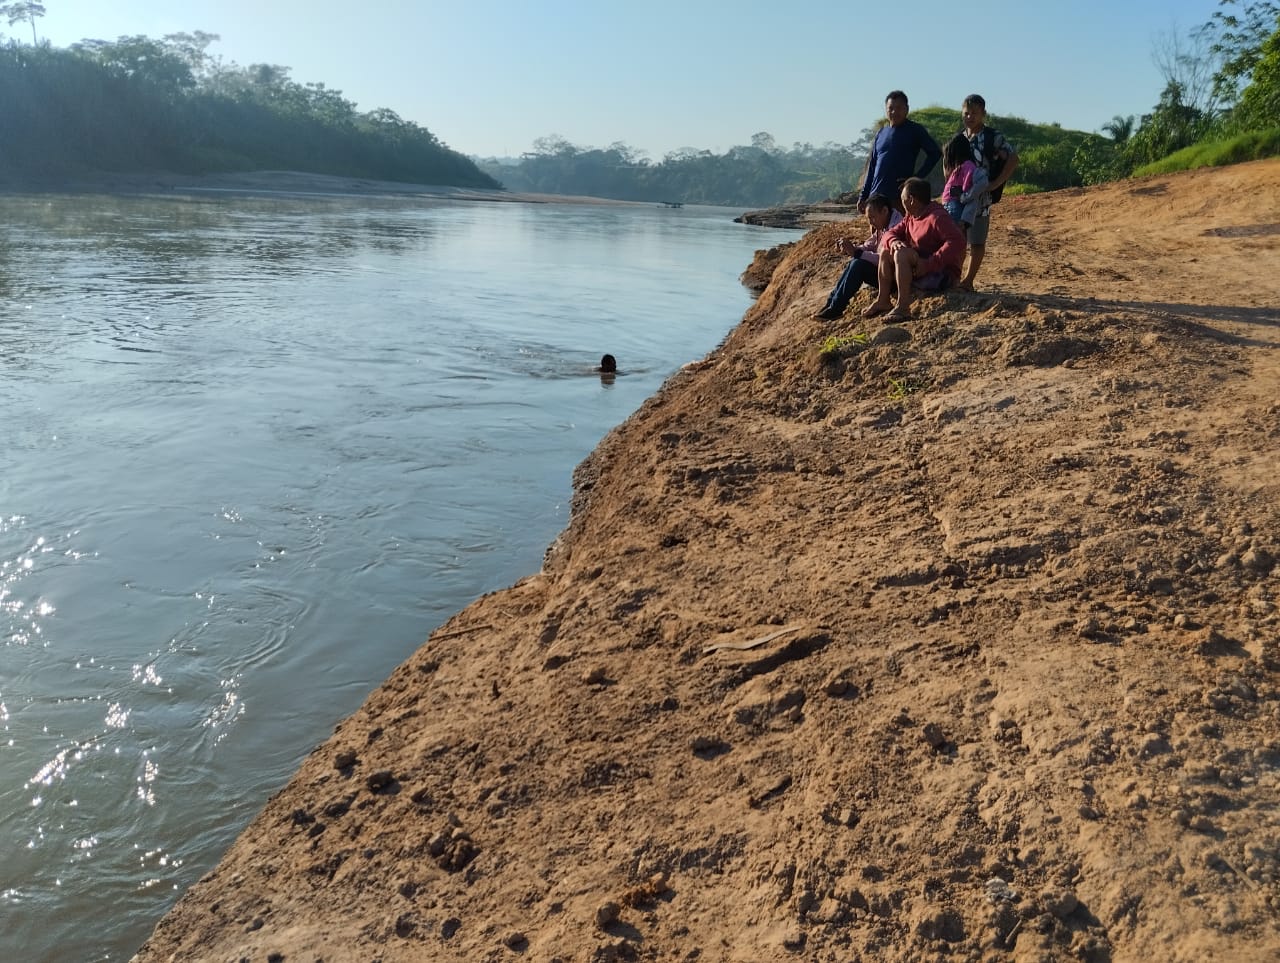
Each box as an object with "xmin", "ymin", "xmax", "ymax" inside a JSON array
[
  {"xmin": 884, "ymin": 308, "xmax": 913, "ymax": 323},
  {"xmin": 862, "ymin": 303, "xmax": 892, "ymax": 319}
]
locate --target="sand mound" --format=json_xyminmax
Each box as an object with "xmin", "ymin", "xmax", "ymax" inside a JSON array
[{"xmin": 134, "ymin": 160, "xmax": 1280, "ymax": 962}]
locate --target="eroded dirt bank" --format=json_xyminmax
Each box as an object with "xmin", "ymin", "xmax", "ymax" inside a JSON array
[{"xmin": 133, "ymin": 160, "xmax": 1280, "ymax": 962}]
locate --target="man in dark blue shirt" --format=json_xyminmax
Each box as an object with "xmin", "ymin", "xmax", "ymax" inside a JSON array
[{"xmin": 857, "ymin": 91, "xmax": 942, "ymax": 214}]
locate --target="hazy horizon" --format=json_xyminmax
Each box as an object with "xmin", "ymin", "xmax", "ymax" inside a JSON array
[{"xmin": 31, "ymin": 0, "xmax": 1227, "ymax": 161}]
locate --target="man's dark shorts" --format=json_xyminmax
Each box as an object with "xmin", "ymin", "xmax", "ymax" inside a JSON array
[
  {"xmin": 916, "ymin": 271, "xmax": 951, "ymax": 291},
  {"xmin": 969, "ymin": 212, "xmax": 991, "ymax": 246}
]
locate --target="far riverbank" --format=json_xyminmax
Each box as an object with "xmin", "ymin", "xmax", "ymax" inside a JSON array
[{"xmin": 0, "ymin": 169, "xmax": 658, "ymax": 207}]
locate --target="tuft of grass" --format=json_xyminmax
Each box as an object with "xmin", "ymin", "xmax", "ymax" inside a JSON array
[
  {"xmin": 817, "ymin": 332, "xmax": 869, "ymax": 361},
  {"xmin": 887, "ymin": 376, "xmax": 925, "ymax": 400},
  {"xmin": 1133, "ymin": 127, "xmax": 1280, "ymax": 177}
]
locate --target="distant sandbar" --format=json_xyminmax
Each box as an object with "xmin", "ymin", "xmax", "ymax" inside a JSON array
[{"xmin": 0, "ymin": 169, "xmax": 647, "ymax": 206}]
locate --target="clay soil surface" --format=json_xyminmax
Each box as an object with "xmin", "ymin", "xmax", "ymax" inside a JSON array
[{"xmin": 133, "ymin": 160, "xmax": 1280, "ymax": 962}]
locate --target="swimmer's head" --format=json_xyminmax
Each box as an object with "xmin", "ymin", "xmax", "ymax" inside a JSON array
[{"xmin": 598, "ymin": 354, "xmax": 617, "ymax": 373}]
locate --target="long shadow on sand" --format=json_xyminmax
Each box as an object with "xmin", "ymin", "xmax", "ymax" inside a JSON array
[{"xmin": 1018, "ymin": 293, "xmax": 1280, "ymax": 349}]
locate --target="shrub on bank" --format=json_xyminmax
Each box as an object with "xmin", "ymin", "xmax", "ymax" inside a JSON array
[{"xmin": 1133, "ymin": 127, "xmax": 1280, "ymax": 176}]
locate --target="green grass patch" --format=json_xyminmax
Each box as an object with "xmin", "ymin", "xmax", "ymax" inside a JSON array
[
  {"xmin": 1133, "ymin": 127, "xmax": 1280, "ymax": 177},
  {"xmin": 818, "ymin": 333, "xmax": 869, "ymax": 360},
  {"xmin": 887, "ymin": 376, "xmax": 926, "ymax": 400}
]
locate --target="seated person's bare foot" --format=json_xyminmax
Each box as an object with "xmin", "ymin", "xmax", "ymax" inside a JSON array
[
  {"xmin": 958, "ymin": 280, "xmax": 975, "ymax": 292},
  {"xmin": 863, "ymin": 302, "xmax": 892, "ymax": 319}
]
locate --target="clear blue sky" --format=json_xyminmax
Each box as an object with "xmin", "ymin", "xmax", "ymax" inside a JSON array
[{"xmin": 32, "ymin": 0, "xmax": 1224, "ymax": 159}]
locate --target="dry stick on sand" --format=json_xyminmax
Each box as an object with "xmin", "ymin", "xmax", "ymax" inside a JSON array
[
  {"xmin": 702, "ymin": 623, "xmax": 804, "ymax": 655},
  {"xmin": 432, "ymin": 623, "xmax": 495, "ymax": 641}
]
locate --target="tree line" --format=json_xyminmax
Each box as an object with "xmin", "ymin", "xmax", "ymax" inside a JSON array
[
  {"xmin": 0, "ymin": 1, "xmax": 1274, "ymax": 201},
  {"xmin": 474, "ymin": 113, "xmax": 1099, "ymax": 209},
  {"xmin": 476, "ymin": 132, "xmax": 864, "ymax": 208},
  {"xmin": 479, "ymin": 2, "xmax": 1279, "ymax": 205},
  {"xmin": 1067, "ymin": 0, "xmax": 1279, "ymax": 183},
  {"xmin": 0, "ymin": 23, "xmax": 499, "ymax": 189}
]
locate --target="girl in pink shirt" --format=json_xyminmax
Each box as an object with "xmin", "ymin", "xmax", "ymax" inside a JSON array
[{"xmin": 941, "ymin": 134, "xmax": 987, "ymax": 232}]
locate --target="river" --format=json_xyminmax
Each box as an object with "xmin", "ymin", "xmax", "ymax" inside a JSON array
[{"xmin": 0, "ymin": 190, "xmax": 799, "ymax": 961}]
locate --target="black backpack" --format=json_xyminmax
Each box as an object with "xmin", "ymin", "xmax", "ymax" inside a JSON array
[{"xmin": 973, "ymin": 127, "xmax": 1008, "ymax": 204}]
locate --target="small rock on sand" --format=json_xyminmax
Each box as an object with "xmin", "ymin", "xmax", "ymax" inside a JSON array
[
  {"xmin": 595, "ymin": 900, "xmax": 621, "ymax": 929},
  {"xmin": 823, "ymin": 676, "xmax": 850, "ymax": 697},
  {"xmin": 334, "ymin": 749, "xmax": 357, "ymax": 769},
  {"xmin": 1241, "ymin": 548, "xmax": 1273, "ymax": 572},
  {"xmin": 782, "ymin": 925, "xmax": 806, "ymax": 950},
  {"xmin": 922, "ymin": 722, "xmax": 947, "ymax": 750},
  {"xmin": 872, "ymin": 325, "xmax": 911, "ymax": 345},
  {"xmin": 1189, "ymin": 814, "xmax": 1215, "ymax": 833},
  {"xmin": 690, "ymin": 735, "xmax": 728, "ymax": 754},
  {"xmin": 503, "ymin": 929, "xmax": 528, "ymax": 949},
  {"xmin": 985, "ymin": 877, "xmax": 1017, "ymax": 903},
  {"xmin": 1041, "ymin": 888, "xmax": 1078, "ymax": 919}
]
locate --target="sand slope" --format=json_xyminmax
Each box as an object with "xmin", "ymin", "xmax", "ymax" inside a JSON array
[{"xmin": 133, "ymin": 160, "xmax": 1280, "ymax": 962}]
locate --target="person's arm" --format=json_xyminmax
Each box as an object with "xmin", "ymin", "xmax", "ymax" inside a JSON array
[
  {"xmin": 987, "ymin": 135, "xmax": 1019, "ymax": 193},
  {"xmin": 960, "ymin": 166, "xmax": 988, "ymax": 224},
  {"xmin": 960, "ymin": 164, "xmax": 987, "ymax": 203},
  {"xmin": 917, "ymin": 213, "xmax": 966, "ymax": 274},
  {"xmin": 915, "ymin": 125, "xmax": 943, "ymax": 179},
  {"xmin": 882, "ymin": 218, "xmax": 908, "ymax": 253},
  {"xmin": 847, "ymin": 227, "xmax": 876, "ymax": 262},
  {"xmin": 858, "ymin": 133, "xmax": 881, "ymax": 208}
]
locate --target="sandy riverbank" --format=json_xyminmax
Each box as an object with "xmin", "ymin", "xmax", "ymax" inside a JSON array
[{"xmin": 132, "ymin": 159, "xmax": 1280, "ymax": 962}]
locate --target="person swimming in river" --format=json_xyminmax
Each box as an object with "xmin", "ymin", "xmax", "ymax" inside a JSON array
[{"xmin": 596, "ymin": 354, "xmax": 617, "ymax": 374}]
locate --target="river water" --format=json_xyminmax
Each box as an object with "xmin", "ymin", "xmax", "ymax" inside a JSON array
[{"xmin": 0, "ymin": 191, "xmax": 798, "ymax": 961}]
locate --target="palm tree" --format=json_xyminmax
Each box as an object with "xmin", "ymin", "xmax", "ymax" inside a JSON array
[{"xmin": 1101, "ymin": 114, "xmax": 1136, "ymax": 145}]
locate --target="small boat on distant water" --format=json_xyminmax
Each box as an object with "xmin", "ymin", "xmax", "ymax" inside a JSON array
[{"xmin": 659, "ymin": 200, "xmax": 683, "ymax": 208}]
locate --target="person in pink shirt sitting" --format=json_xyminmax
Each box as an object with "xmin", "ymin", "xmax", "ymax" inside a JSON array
[
  {"xmin": 862, "ymin": 177, "xmax": 967, "ymax": 323},
  {"xmin": 814, "ymin": 193, "xmax": 902, "ymax": 321}
]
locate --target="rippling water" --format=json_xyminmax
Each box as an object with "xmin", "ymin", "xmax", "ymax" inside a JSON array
[{"xmin": 0, "ymin": 192, "xmax": 798, "ymax": 961}]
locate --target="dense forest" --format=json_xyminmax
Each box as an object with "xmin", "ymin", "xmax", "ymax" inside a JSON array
[{"xmin": 0, "ymin": 14, "xmax": 498, "ymax": 189}]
